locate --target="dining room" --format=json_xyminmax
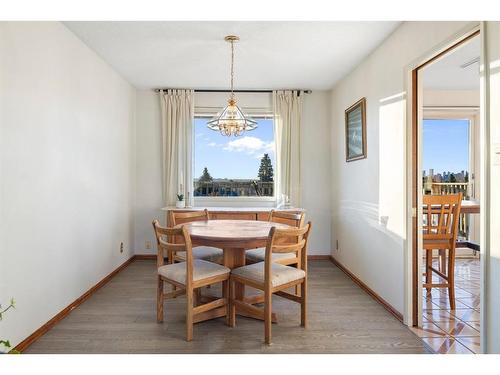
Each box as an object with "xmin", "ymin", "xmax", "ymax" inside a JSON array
[{"xmin": 2, "ymin": 7, "xmax": 500, "ymax": 366}]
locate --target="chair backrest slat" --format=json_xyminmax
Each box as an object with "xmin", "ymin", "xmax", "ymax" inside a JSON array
[
  {"xmin": 169, "ymin": 209, "xmax": 209, "ymax": 245},
  {"xmin": 422, "ymin": 193, "xmax": 462, "ymax": 244},
  {"xmin": 269, "ymin": 210, "xmax": 305, "ymax": 228},
  {"xmin": 170, "ymin": 209, "xmax": 209, "ymax": 226},
  {"xmin": 271, "ymin": 240, "xmax": 306, "ymax": 254}
]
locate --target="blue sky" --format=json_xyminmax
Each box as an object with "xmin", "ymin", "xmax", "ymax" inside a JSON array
[
  {"xmin": 423, "ymin": 119, "xmax": 469, "ymax": 174},
  {"xmin": 194, "ymin": 118, "xmax": 275, "ymax": 179},
  {"xmin": 195, "ymin": 118, "xmax": 469, "ymax": 179}
]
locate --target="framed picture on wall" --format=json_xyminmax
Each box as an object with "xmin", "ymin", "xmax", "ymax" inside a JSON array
[{"xmin": 345, "ymin": 97, "xmax": 367, "ymax": 162}]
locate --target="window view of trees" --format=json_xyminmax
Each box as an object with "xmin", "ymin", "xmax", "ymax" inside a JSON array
[
  {"xmin": 193, "ymin": 117, "xmax": 275, "ymax": 197},
  {"xmin": 194, "ymin": 153, "xmax": 274, "ymax": 197},
  {"xmin": 258, "ymin": 153, "xmax": 274, "ymax": 182}
]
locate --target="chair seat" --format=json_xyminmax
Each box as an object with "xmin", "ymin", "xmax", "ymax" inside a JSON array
[
  {"xmin": 231, "ymin": 262, "xmax": 305, "ymax": 287},
  {"xmin": 175, "ymin": 246, "xmax": 223, "ymax": 263},
  {"xmin": 423, "ymin": 239, "xmax": 452, "ymax": 250},
  {"xmin": 158, "ymin": 259, "xmax": 230, "ymax": 285},
  {"xmin": 245, "ymin": 247, "xmax": 296, "ymax": 263}
]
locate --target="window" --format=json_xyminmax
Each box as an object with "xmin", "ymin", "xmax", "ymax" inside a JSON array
[
  {"xmin": 422, "ymin": 118, "xmax": 471, "ymax": 197},
  {"xmin": 193, "ymin": 116, "xmax": 275, "ymax": 198}
]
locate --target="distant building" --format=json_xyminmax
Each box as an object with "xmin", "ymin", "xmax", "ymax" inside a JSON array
[{"xmin": 193, "ymin": 178, "xmax": 274, "ymax": 197}]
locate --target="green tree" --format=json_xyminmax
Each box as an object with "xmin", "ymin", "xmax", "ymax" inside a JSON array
[
  {"xmin": 258, "ymin": 154, "xmax": 274, "ymax": 182},
  {"xmin": 450, "ymin": 173, "xmax": 457, "ymax": 183},
  {"xmin": 1, "ymin": 298, "xmax": 19, "ymax": 354},
  {"xmin": 199, "ymin": 167, "xmax": 213, "ymax": 182}
]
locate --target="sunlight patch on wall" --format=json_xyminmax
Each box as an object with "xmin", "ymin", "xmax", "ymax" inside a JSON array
[{"xmin": 378, "ymin": 92, "xmax": 406, "ymax": 239}]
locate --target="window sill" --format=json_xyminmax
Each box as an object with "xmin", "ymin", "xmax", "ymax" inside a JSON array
[{"xmin": 194, "ymin": 196, "xmax": 276, "ymax": 208}]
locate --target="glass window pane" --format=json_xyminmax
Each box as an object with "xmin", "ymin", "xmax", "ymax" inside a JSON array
[
  {"xmin": 193, "ymin": 117, "xmax": 275, "ymax": 197},
  {"xmin": 422, "ymin": 118, "xmax": 470, "ymax": 196}
]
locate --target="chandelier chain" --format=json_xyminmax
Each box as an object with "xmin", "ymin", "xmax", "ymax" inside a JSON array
[
  {"xmin": 206, "ymin": 35, "xmax": 257, "ymax": 137},
  {"xmin": 230, "ymin": 39, "xmax": 234, "ymax": 101}
]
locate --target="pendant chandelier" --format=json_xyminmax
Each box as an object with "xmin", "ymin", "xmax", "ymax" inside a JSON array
[{"xmin": 207, "ymin": 35, "xmax": 257, "ymax": 137}]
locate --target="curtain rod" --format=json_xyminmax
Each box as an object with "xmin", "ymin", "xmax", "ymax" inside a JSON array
[{"xmin": 154, "ymin": 88, "xmax": 312, "ymax": 95}]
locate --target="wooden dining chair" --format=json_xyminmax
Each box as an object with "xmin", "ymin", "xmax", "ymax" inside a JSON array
[
  {"xmin": 169, "ymin": 209, "xmax": 223, "ymax": 264},
  {"xmin": 152, "ymin": 220, "xmax": 230, "ymax": 341},
  {"xmin": 230, "ymin": 222, "xmax": 312, "ymax": 344},
  {"xmin": 423, "ymin": 193, "xmax": 462, "ymax": 310},
  {"xmin": 245, "ymin": 210, "xmax": 305, "ymax": 265}
]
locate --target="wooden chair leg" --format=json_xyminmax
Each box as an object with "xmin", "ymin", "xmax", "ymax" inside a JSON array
[
  {"xmin": 157, "ymin": 276, "xmax": 164, "ymax": 323},
  {"xmin": 223, "ymin": 280, "xmax": 230, "ymax": 326},
  {"xmin": 264, "ymin": 289, "xmax": 272, "ymax": 345},
  {"xmin": 186, "ymin": 287, "xmax": 194, "ymax": 342},
  {"xmin": 193, "ymin": 288, "xmax": 201, "ymax": 307},
  {"xmin": 447, "ymin": 249, "xmax": 456, "ymax": 310},
  {"xmin": 425, "ymin": 249, "xmax": 433, "ymax": 293},
  {"xmin": 301, "ymin": 279, "xmax": 307, "ymax": 328},
  {"xmin": 167, "ymin": 251, "xmax": 178, "ymax": 295},
  {"xmin": 439, "ymin": 249, "xmax": 447, "ymax": 273},
  {"xmin": 295, "ymin": 257, "xmax": 302, "ymax": 297},
  {"xmin": 229, "ymin": 279, "xmax": 236, "ymax": 327}
]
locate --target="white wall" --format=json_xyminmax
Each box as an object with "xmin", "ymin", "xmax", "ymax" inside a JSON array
[
  {"xmin": 134, "ymin": 90, "xmax": 332, "ymax": 255},
  {"xmin": 422, "ymin": 89, "xmax": 479, "ymax": 107},
  {"xmin": 134, "ymin": 90, "xmax": 163, "ymax": 254},
  {"xmin": 0, "ymin": 22, "xmax": 136, "ymax": 348},
  {"xmin": 301, "ymin": 91, "xmax": 332, "ymax": 254},
  {"xmin": 329, "ymin": 22, "xmax": 473, "ymax": 314},
  {"xmin": 484, "ymin": 21, "xmax": 500, "ymax": 354}
]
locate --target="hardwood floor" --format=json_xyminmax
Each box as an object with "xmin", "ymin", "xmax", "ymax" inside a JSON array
[{"xmin": 25, "ymin": 260, "xmax": 430, "ymax": 354}]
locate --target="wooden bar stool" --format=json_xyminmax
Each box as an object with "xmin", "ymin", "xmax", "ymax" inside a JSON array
[
  {"xmin": 152, "ymin": 220, "xmax": 230, "ymax": 341},
  {"xmin": 422, "ymin": 193, "xmax": 462, "ymax": 310},
  {"xmin": 230, "ymin": 222, "xmax": 312, "ymax": 344}
]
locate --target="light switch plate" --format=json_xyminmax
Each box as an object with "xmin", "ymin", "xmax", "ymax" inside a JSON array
[{"xmin": 494, "ymin": 143, "xmax": 500, "ymax": 166}]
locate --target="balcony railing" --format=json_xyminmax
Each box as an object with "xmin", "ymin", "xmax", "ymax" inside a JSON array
[
  {"xmin": 429, "ymin": 182, "xmax": 470, "ymax": 197},
  {"xmin": 424, "ymin": 182, "xmax": 472, "ymax": 240},
  {"xmin": 194, "ymin": 180, "xmax": 274, "ymax": 197}
]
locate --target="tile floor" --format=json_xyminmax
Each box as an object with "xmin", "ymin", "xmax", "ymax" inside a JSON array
[{"xmin": 411, "ymin": 257, "xmax": 481, "ymax": 354}]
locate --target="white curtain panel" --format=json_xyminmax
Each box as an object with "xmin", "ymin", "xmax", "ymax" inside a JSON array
[
  {"xmin": 273, "ymin": 90, "xmax": 303, "ymax": 207},
  {"xmin": 159, "ymin": 89, "xmax": 194, "ymax": 206}
]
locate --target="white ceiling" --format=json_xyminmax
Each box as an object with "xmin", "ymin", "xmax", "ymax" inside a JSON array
[
  {"xmin": 422, "ymin": 36, "xmax": 480, "ymax": 90},
  {"xmin": 63, "ymin": 21, "xmax": 400, "ymax": 90}
]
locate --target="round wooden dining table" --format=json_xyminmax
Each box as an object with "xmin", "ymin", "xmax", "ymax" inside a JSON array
[{"xmin": 181, "ymin": 219, "xmax": 291, "ymax": 322}]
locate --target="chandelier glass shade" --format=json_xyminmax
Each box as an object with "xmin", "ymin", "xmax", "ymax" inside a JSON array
[
  {"xmin": 207, "ymin": 98, "xmax": 258, "ymax": 136},
  {"xmin": 207, "ymin": 35, "xmax": 257, "ymax": 137}
]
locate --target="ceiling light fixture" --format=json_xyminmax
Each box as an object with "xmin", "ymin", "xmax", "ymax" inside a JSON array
[{"xmin": 207, "ymin": 35, "xmax": 257, "ymax": 137}]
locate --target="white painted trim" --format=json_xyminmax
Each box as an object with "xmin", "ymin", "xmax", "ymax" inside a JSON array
[
  {"xmin": 403, "ymin": 22, "xmax": 481, "ymax": 328},
  {"xmin": 194, "ymin": 196, "xmax": 276, "ymax": 207},
  {"xmin": 478, "ymin": 21, "xmax": 489, "ymax": 354}
]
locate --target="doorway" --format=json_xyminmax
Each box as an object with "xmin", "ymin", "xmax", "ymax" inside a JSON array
[{"xmin": 410, "ymin": 30, "xmax": 481, "ymax": 354}]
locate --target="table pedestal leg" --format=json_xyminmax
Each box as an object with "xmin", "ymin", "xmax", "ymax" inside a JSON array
[
  {"xmin": 224, "ymin": 248, "xmax": 277, "ymax": 323},
  {"xmin": 224, "ymin": 248, "xmax": 246, "ymax": 301}
]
